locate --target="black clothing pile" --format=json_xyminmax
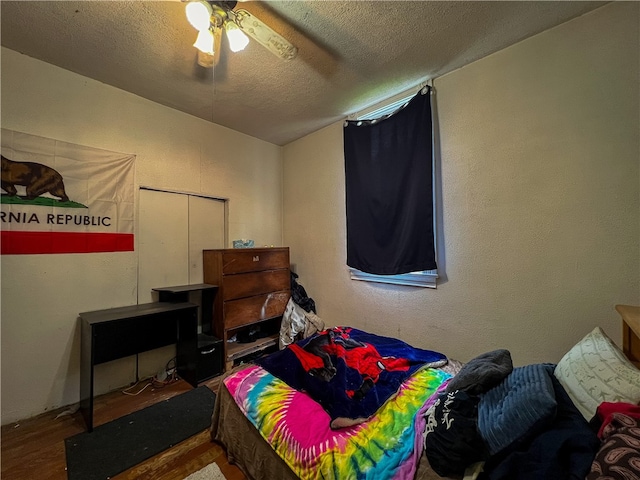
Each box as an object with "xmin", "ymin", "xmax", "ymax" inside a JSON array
[{"xmin": 290, "ymin": 271, "xmax": 316, "ymax": 313}]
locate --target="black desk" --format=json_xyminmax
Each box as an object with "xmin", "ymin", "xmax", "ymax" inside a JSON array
[{"xmin": 79, "ymin": 302, "xmax": 198, "ymax": 431}]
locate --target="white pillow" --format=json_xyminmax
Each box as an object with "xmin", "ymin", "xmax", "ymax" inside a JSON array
[{"xmin": 554, "ymin": 326, "xmax": 640, "ymax": 420}]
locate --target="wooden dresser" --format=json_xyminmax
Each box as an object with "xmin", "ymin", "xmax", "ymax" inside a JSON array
[{"xmin": 203, "ymin": 247, "xmax": 290, "ymax": 371}]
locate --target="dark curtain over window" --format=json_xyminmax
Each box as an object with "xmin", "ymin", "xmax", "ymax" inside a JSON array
[{"xmin": 344, "ymin": 88, "xmax": 436, "ymax": 275}]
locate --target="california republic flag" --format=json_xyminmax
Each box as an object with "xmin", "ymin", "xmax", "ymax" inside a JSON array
[{"xmin": 1, "ymin": 129, "xmax": 135, "ymax": 254}]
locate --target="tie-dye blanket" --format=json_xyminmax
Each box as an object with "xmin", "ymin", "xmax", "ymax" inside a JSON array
[
  {"xmin": 256, "ymin": 326, "xmax": 448, "ymax": 428},
  {"xmin": 225, "ymin": 364, "xmax": 451, "ymax": 480}
]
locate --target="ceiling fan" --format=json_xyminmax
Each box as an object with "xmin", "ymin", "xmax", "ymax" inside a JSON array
[{"xmin": 184, "ymin": 0, "xmax": 298, "ymax": 68}]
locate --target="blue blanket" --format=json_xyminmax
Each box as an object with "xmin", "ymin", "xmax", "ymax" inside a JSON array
[
  {"xmin": 480, "ymin": 372, "xmax": 600, "ymax": 479},
  {"xmin": 256, "ymin": 326, "xmax": 447, "ymax": 428}
]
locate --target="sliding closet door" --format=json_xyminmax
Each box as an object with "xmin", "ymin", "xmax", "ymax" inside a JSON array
[
  {"xmin": 138, "ymin": 189, "xmax": 190, "ymax": 303},
  {"xmin": 188, "ymin": 195, "xmax": 225, "ymax": 284}
]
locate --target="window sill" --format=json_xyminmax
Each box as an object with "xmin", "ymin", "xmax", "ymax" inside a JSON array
[{"xmin": 349, "ymin": 268, "xmax": 438, "ymax": 288}]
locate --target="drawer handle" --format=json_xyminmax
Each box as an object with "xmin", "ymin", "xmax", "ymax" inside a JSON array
[
  {"xmin": 201, "ymin": 346, "xmax": 217, "ymax": 355},
  {"xmin": 253, "ymin": 255, "xmax": 259, "ymax": 262}
]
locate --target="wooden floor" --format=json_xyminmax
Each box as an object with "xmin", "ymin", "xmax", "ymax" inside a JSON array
[{"xmin": 1, "ymin": 376, "xmax": 246, "ymax": 480}]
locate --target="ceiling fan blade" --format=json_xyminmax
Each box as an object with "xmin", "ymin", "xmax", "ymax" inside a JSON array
[{"xmin": 229, "ymin": 9, "xmax": 298, "ymax": 60}]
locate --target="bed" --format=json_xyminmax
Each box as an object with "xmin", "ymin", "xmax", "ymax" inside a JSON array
[{"xmin": 211, "ymin": 323, "xmax": 640, "ymax": 480}]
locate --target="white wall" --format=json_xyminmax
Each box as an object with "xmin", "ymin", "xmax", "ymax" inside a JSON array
[
  {"xmin": 1, "ymin": 48, "xmax": 284, "ymax": 424},
  {"xmin": 283, "ymin": 3, "xmax": 640, "ymax": 366}
]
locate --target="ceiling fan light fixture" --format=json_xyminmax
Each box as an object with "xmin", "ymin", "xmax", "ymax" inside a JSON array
[
  {"xmin": 186, "ymin": 1, "xmax": 213, "ymax": 32},
  {"xmin": 193, "ymin": 28, "xmax": 215, "ymax": 55},
  {"xmin": 197, "ymin": 51, "xmax": 215, "ymax": 68},
  {"xmin": 225, "ymin": 21, "xmax": 249, "ymax": 52}
]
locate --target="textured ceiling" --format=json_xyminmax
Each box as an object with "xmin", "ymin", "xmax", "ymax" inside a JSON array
[{"xmin": 1, "ymin": 1, "xmax": 606, "ymax": 145}]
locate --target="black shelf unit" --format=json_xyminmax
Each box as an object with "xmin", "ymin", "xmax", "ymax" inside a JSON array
[{"xmin": 152, "ymin": 283, "xmax": 223, "ymax": 383}]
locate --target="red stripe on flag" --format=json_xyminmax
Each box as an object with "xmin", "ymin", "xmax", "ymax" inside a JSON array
[{"xmin": 1, "ymin": 231, "xmax": 134, "ymax": 254}]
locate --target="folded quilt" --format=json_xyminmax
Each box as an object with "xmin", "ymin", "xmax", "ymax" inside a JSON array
[{"xmin": 256, "ymin": 326, "xmax": 448, "ymax": 428}]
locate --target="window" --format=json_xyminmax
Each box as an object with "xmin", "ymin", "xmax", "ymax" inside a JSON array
[{"xmin": 345, "ymin": 85, "xmax": 439, "ymax": 288}]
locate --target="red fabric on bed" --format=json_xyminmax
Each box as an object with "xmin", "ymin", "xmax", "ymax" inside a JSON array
[{"xmin": 595, "ymin": 401, "xmax": 640, "ymax": 438}]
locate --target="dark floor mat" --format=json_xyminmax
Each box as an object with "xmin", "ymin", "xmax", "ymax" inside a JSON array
[{"xmin": 65, "ymin": 386, "xmax": 215, "ymax": 480}]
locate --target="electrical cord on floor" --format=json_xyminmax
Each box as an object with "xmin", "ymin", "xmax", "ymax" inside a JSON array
[
  {"xmin": 121, "ymin": 357, "xmax": 179, "ymax": 395},
  {"xmin": 122, "ymin": 379, "xmax": 154, "ymax": 396}
]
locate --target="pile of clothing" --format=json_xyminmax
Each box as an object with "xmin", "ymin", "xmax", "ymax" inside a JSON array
[
  {"xmin": 279, "ymin": 271, "xmax": 324, "ymax": 349},
  {"xmin": 424, "ymin": 350, "xmax": 600, "ymax": 480}
]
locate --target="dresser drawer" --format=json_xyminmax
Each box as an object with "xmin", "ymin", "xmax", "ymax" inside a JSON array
[
  {"xmin": 222, "ymin": 248, "xmax": 289, "ymax": 275},
  {"xmin": 224, "ymin": 291, "xmax": 290, "ymax": 329},
  {"xmin": 222, "ymin": 269, "xmax": 289, "ymax": 301}
]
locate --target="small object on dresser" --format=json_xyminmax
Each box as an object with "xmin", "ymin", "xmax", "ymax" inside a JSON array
[{"xmin": 233, "ymin": 239, "xmax": 254, "ymax": 248}]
